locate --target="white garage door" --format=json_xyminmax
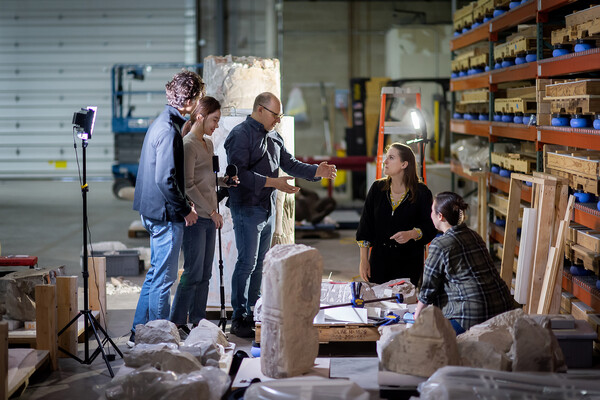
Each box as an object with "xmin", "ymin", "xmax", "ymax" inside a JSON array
[{"xmin": 0, "ymin": 0, "xmax": 196, "ymax": 179}]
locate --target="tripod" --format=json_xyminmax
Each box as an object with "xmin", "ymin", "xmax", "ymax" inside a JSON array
[
  {"xmin": 213, "ymin": 156, "xmax": 228, "ymax": 331},
  {"xmin": 57, "ymin": 138, "xmax": 123, "ymax": 377}
]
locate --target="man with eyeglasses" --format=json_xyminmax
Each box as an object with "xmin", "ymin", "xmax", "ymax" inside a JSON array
[{"xmin": 224, "ymin": 92, "xmax": 337, "ymax": 338}]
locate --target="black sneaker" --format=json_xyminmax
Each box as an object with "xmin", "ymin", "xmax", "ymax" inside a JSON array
[
  {"xmin": 230, "ymin": 318, "xmax": 254, "ymax": 338},
  {"xmin": 178, "ymin": 324, "xmax": 191, "ymax": 341},
  {"xmin": 126, "ymin": 331, "xmax": 135, "ymax": 348},
  {"xmin": 244, "ymin": 315, "xmax": 256, "ymax": 329}
]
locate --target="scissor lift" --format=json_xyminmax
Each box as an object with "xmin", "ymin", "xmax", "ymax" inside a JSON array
[{"xmin": 110, "ymin": 63, "xmax": 203, "ymax": 197}]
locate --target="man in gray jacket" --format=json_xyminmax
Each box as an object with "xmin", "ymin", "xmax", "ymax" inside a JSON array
[{"xmin": 129, "ymin": 70, "xmax": 203, "ymax": 346}]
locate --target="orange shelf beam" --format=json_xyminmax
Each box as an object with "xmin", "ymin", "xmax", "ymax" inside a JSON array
[
  {"xmin": 489, "ymin": 224, "xmax": 520, "ymax": 256},
  {"xmin": 573, "ymin": 203, "xmax": 600, "ymax": 231},
  {"xmin": 490, "ymin": 123, "xmax": 536, "ymax": 141},
  {"xmin": 539, "ymin": 0, "xmax": 578, "ymax": 13},
  {"xmin": 538, "ymin": 127, "xmax": 600, "ymax": 151},
  {"xmin": 562, "ymin": 271, "xmax": 600, "ymax": 313},
  {"xmin": 489, "ymin": 1, "xmax": 537, "ymax": 34},
  {"xmin": 450, "ymin": 160, "xmax": 480, "ymax": 183},
  {"xmin": 538, "ymin": 48, "xmax": 600, "ymax": 77},
  {"xmin": 450, "ymin": 120, "xmax": 490, "ymax": 137},
  {"xmin": 450, "ymin": 73, "xmax": 489, "ymax": 91},
  {"xmin": 490, "ymin": 61, "xmax": 537, "ymax": 84},
  {"xmin": 489, "ymin": 173, "xmax": 532, "ymax": 202},
  {"xmin": 450, "ymin": 22, "xmax": 490, "ymax": 51}
]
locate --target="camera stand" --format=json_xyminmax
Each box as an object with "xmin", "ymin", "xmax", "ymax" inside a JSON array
[
  {"xmin": 213, "ymin": 156, "xmax": 228, "ymax": 332},
  {"xmin": 57, "ymin": 138, "xmax": 123, "ymax": 377}
]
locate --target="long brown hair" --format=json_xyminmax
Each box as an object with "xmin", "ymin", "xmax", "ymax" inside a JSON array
[
  {"xmin": 379, "ymin": 142, "xmax": 420, "ymax": 203},
  {"xmin": 181, "ymin": 96, "xmax": 221, "ymax": 137}
]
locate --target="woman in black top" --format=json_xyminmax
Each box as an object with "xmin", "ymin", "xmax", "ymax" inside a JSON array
[{"xmin": 356, "ymin": 143, "xmax": 437, "ymax": 286}]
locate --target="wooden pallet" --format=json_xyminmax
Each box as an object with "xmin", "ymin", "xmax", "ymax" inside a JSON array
[
  {"xmin": 474, "ymin": 0, "xmax": 494, "ymax": 20},
  {"xmin": 494, "ymin": 37, "xmax": 536, "ymax": 60},
  {"xmin": 454, "ymin": 3, "xmax": 475, "ymax": 30},
  {"xmin": 551, "ymin": 26, "xmax": 577, "ymax": 45},
  {"xmin": 546, "ymin": 151, "xmax": 600, "ymax": 180},
  {"xmin": 546, "ymin": 95, "xmax": 600, "ymax": 115},
  {"xmin": 494, "ymin": 98, "xmax": 537, "ymax": 114},
  {"xmin": 566, "ymin": 5, "xmax": 600, "ymax": 27},
  {"xmin": 577, "ymin": 230, "xmax": 600, "ymax": 253},
  {"xmin": 254, "ymin": 322, "xmax": 380, "ymax": 344},
  {"xmin": 461, "ymin": 89, "xmax": 489, "ymax": 103},
  {"xmin": 469, "ymin": 53, "xmax": 489, "ymax": 68},
  {"xmin": 571, "ymin": 243, "xmax": 600, "ymax": 274},
  {"xmin": 491, "ymin": 152, "xmax": 536, "ymax": 174},
  {"xmin": 546, "ymin": 79, "xmax": 600, "ymax": 97},
  {"xmin": 545, "ymin": 167, "xmax": 600, "ymax": 195}
]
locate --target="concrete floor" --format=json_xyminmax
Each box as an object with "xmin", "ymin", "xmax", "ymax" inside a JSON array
[{"xmin": 1, "ymin": 180, "xmax": 369, "ymax": 399}]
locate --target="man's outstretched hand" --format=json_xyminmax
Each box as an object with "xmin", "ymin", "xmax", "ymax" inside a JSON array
[
  {"xmin": 265, "ymin": 176, "xmax": 299, "ymax": 194},
  {"xmin": 315, "ymin": 161, "xmax": 337, "ymax": 180}
]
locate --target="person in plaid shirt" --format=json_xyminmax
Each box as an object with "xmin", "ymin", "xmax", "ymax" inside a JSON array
[{"xmin": 414, "ymin": 192, "xmax": 513, "ymax": 334}]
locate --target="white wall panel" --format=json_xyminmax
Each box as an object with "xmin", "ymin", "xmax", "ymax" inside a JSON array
[{"xmin": 0, "ymin": 0, "xmax": 196, "ymax": 178}]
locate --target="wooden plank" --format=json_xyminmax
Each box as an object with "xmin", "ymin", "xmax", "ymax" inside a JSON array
[
  {"xmin": 527, "ymin": 182, "xmax": 557, "ymax": 314},
  {"xmin": 501, "ymin": 178, "xmax": 523, "ymax": 286},
  {"xmin": 254, "ymin": 323, "xmax": 380, "ymax": 344},
  {"xmin": 478, "ymin": 173, "xmax": 487, "ymax": 241},
  {"xmin": 571, "ymin": 300, "xmax": 596, "ymax": 321},
  {"xmin": 550, "ymin": 180, "xmax": 570, "ymax": 314},
  {"xmin": 540, "ymin": 194, "xmax": 573, "ymax": 314},
  {"xmin": 88, "ymin": 257, "xmax": 106, "ymax": 328},
  {"xmin": 56, "ymin": 276, "xmax": 78, "ymax": 358},
  {"xmin": 561, "ymin": 291, "xmax": 575, "ymax": 313},
  {"xmin": 515, "ymin": 208, "xmax": 538, "ymax": 304},
  {"xmin": 35, "ymin": 285, "xmax": 57, "ymax": 371},
  {"xmin": 1, "ymin": 322, "xmax": 7, "ymax": 400}
]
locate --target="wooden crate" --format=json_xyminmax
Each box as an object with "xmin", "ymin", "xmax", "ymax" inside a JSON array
[
  {"xmin": 461, "ymin": 89, "xmax": 489, "ymax": 103},
  {"xmin": 551, "ymin": 27, "xmax": 576, "ymax": 45},
  {"xmin": 571, "ymin": 243, "xmax": 600, "ymax": 273},
  {"xmin": 566, "ymin": 5, "xmax": 600, "ymax": 27},
  {"xmin": 561, "ymin": 291, "xmax": 575, "ymax": 313},
  {"xmin": 491, "ymin": 152, "xmax": 536, "ymax": 174},
  {"xmin": 474, "ymin": 0, "xmax": 494, "ymax": 20},
  {"xmin": 495, "ymin": 98, "xmax": 537, "ymax": 114},
  {"xmin": 505, "ymin": 37, "xmax": 537, "ymax": 57},
  {"xmin": 546, "ymin": 80, "xmax": 600, "ymax": 97},
  {"xmin": 574, "ymin": 18, "xmax": 600, "ymax": 40},
  {"xmin": 255, "ymin": 323, "xmax": 380, "ymax": 344},
  {"xmin": 545, "ymin": 167, "xmax": 600, "ymax": 195},
  {"xmin": 469, "ymin": 53, "xmax": 488, "ymax": 68},
  {"xmin": 507, "ymin": 86, "xmax": 537, "ymax": 99},
  {"xmin": 546, "ymin": 151, "xmax": 600, "ymax": 179},
  {"xmin": 568, "ymin": 222, "xmax": 593, "ymax": 242},
  {"xmin": 494, "ymin": 42, "xmax": 510, "ymax": 60},
  {"xmin": 577, "ymin": 230, "xmax": 600, "ymax": 253},
  {"xmin": 537, "ymin": 113, "xmax": 552, "ymax": 126},
  {"xmin": 454, "ymin": 2, "xmax": 476, "ymax": 29},
  {"xmin": 546, "ymin": 95, "xmax": 600, "ymax": 115}
]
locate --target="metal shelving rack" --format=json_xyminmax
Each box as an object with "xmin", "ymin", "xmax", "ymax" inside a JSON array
[{"xmin": 450, "ymin": 0, "xmax": 600, "ymax": 311}]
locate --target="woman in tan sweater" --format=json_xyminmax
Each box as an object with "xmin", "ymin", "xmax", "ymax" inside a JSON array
[{"xmin": 170, "ymin": 96, "xmax": 234, "ymax": 329}]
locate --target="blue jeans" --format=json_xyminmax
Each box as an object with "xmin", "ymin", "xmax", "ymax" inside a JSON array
[
  {"xmin": 131, "ymin": 215, "xmax": 184, "ymax": 332},
  {"xmin": 170, "ymin": 217, "xmax": 216, "ymax": 325},
  {"xmin": 230, "ymin": 205, "xmax": 275, "ymax": 320}
]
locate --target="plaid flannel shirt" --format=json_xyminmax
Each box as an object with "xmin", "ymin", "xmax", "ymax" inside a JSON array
[{"xmin": 418, "ymin": 224, "xmax": 513, "ymax": 330}]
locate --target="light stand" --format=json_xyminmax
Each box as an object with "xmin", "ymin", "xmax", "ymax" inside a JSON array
[
  {"xmin": 407, "ymin": 108, "xmax": 435, "ymax": 183},
  {"xmin": 58, "ymin": 107, "xmax": 123, "ymax": 377},
  {"xmin": 212, "ymin": 156, "xmax": 228, "ymax": 331}
]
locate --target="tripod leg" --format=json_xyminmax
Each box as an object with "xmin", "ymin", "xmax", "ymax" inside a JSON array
[
  {"xmin": 85, "ymin": 313, "xmax": 115, "ymax": 377},
  {"xmin": 89, "ymin": 314, "xmax": 124, "ymax": 358}
]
